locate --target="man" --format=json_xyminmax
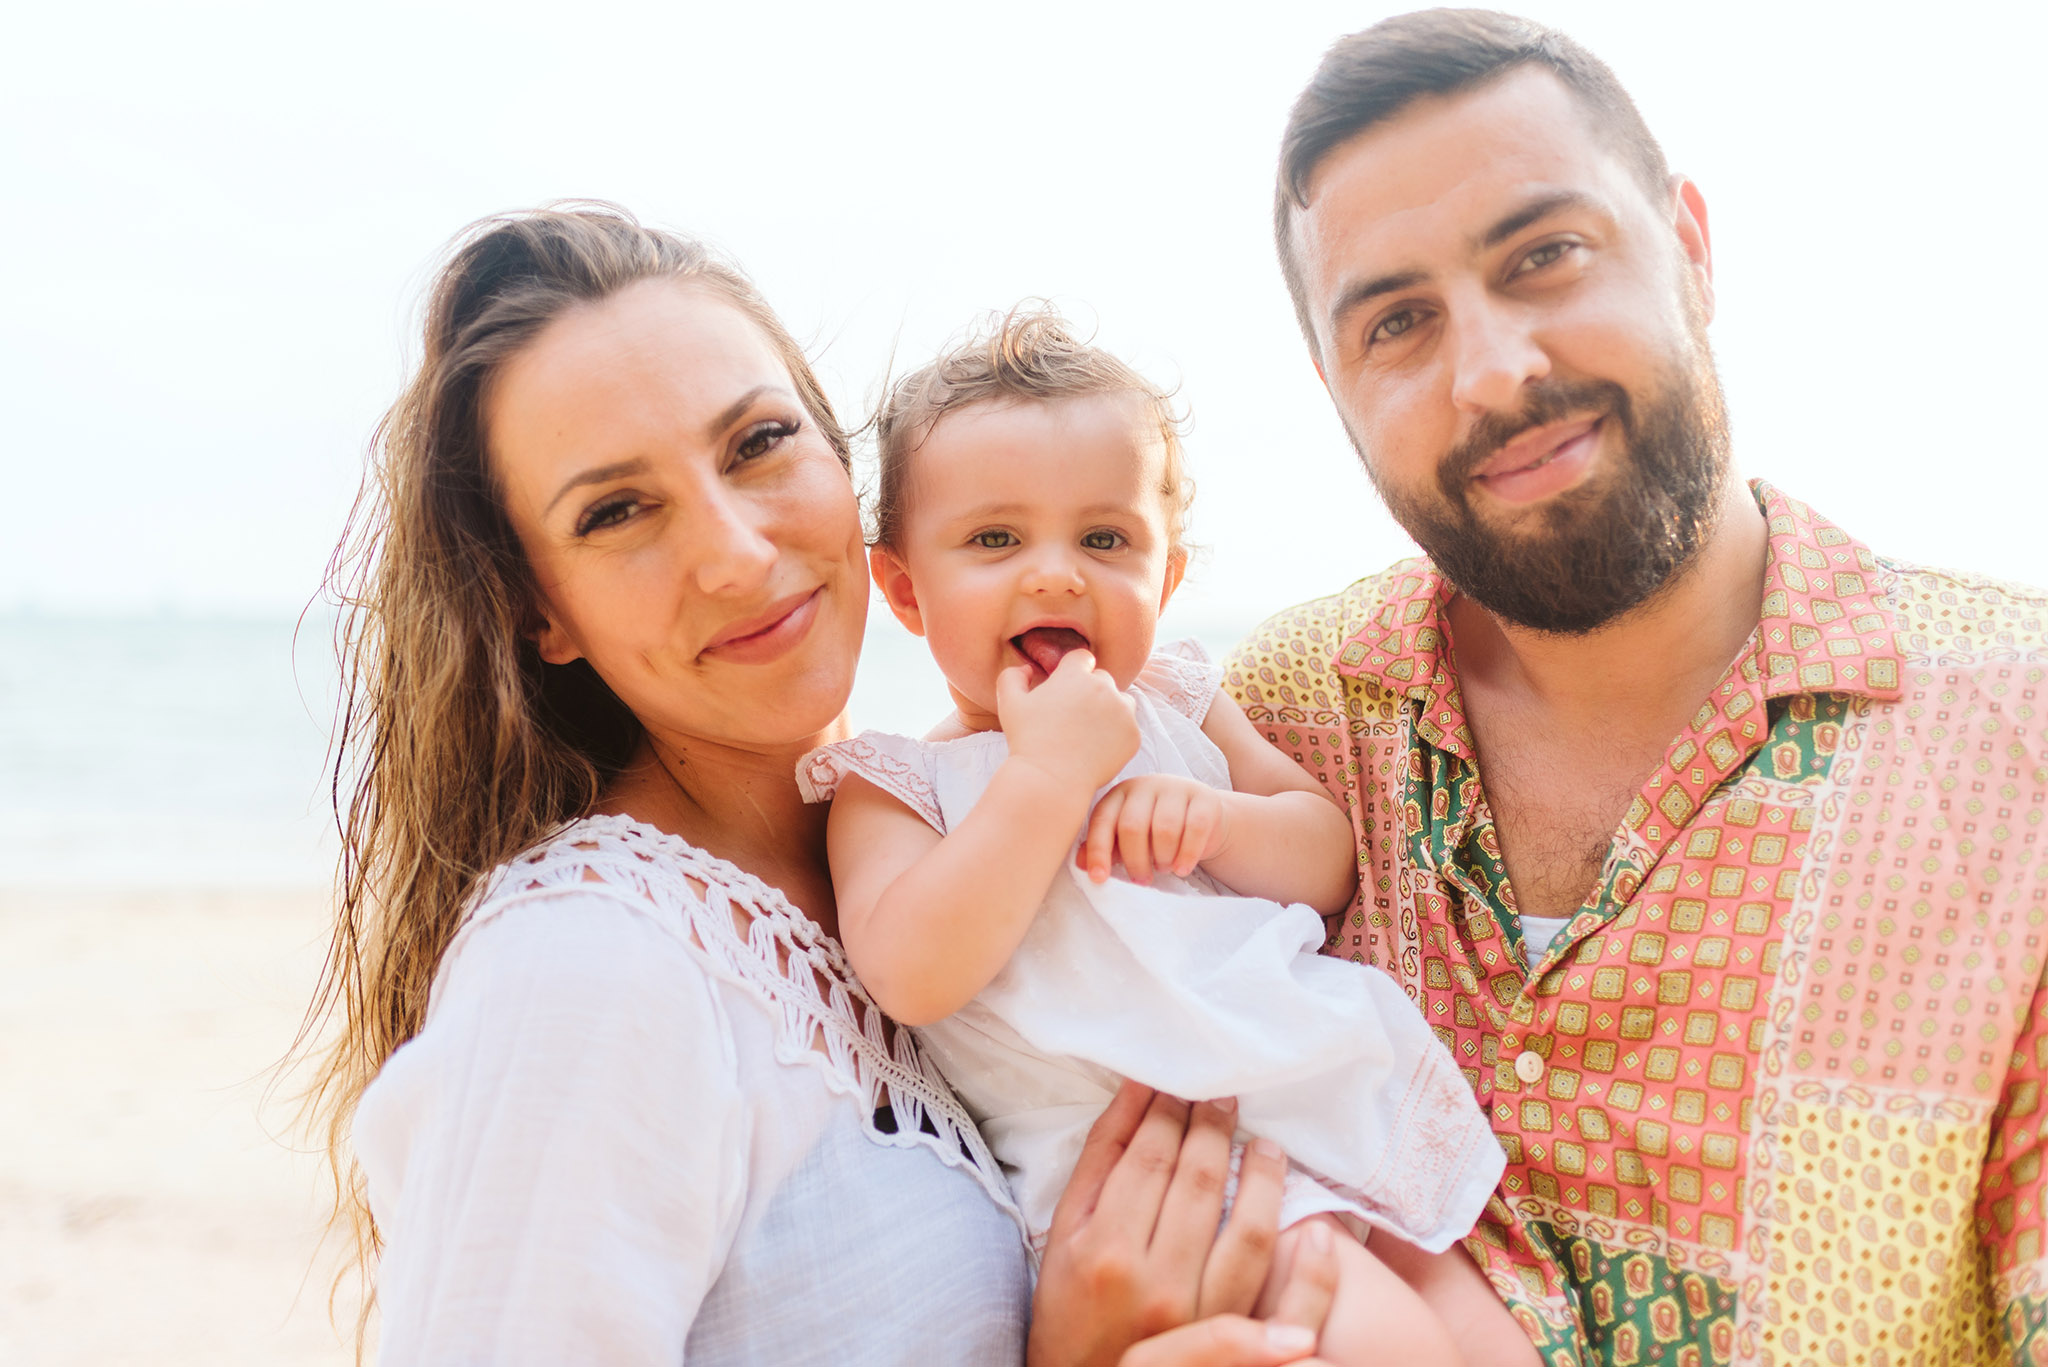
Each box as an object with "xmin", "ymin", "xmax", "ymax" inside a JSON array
[{"xmin": 1225, "ymin": 10, "xmax": 2048, "ymax": 1364}]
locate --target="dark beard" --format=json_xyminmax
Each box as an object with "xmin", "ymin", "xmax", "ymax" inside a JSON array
[{"xmin": 1365, "ymin": 364, "xmax": 1731, "ymax": 635}]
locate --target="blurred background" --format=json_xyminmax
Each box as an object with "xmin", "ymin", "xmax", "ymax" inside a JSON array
[{"xmin": 2, "ymin": 0, "xmax": 2043, "ymax": 1361}]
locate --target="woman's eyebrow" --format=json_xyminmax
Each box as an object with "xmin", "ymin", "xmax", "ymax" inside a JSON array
[
  {"xmin": 703, "ymin": 385, "xmax": 785, "ymax": 441},
  {"xmin": 545, "ymin": 458, "xmax": 650, "ymax": 517}
]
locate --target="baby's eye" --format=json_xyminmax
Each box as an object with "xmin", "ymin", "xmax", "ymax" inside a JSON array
[
  {"xmin": 973, "ymin": 529, "xmax": 1017, "ymax": 549},
  {"xmin": 1081, "ymin": 530, "xmax": 1124, "ymax": 552}
]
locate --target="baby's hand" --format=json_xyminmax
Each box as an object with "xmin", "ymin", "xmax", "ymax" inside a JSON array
[
  {"xmin": 1079, "ymin": 774, "xmax": 1229, "ymax": 885},
  {"xmin": 997, "ymin": 649, "xmax": 1139, "ymax": 797}
]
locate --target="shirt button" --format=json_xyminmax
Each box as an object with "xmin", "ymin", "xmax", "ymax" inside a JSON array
[{"xmin": 1515, "ymin": 1050, "xmax": 1546, "ymax": 1085}]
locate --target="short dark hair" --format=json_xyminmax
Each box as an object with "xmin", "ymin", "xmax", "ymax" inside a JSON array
[{"xmin": 1275, "ymin": 9, "xmax": 1669, "ymax": 353}]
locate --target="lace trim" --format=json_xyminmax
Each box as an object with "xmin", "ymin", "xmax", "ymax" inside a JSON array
[
  {"xmin": 797, "ymin": 736, "xmax": 947, "ymax": 834},
  {"xmin": 1138, "ymin": 638, "xmax": 1223, "ymax": 723},
  {"xmin": 453, "ymin": 813, "xmax": 1027, "ymax": 1249}
]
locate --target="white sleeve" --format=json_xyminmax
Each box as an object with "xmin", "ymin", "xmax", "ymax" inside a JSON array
[{"xmin": 358, "ymin": 888, "xmax": 747, "ymax": 1365}]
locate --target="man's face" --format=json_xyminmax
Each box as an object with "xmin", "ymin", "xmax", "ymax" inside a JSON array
[{"xmin": 1288, "ymin": 66, "xmax": 1730, "ymax": 634}]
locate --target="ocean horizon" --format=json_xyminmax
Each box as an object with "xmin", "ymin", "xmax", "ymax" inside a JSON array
[{"xmin": 3, "ymin": 599, "xmax": 1265, "ymax": 889}]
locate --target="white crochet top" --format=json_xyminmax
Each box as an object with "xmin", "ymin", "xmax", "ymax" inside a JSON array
[{"xmin": 354, "ymin": 815, "xmax": 1031, "ymax": 1365}]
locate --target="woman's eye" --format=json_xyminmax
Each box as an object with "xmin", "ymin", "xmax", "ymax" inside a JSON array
[
  {"xmin": 972, "ymin": 530, "xmax": 1016, "ymax": 549},
  {"xmin": 1081, "ymin": 530, "xmax": 1123, "ymax": 552},
  {"xmin": 576, "ymin": 494, "xmax": 643, "ymax": 535},
  {"xmin": 736, "ymin": 419, "xmax": 802, "ymax": 462}
]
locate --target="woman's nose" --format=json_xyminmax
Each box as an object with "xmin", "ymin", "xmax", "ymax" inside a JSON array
[
  {"xmin": 1447, "ymin": 294, "xmax": 1550, "ymax": 416},
  {"xmin": 684, "ymin": 490, "xmax": 777, "ymax": 597}
]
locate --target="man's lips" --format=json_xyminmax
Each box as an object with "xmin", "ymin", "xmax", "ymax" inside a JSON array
[
  {"xmin": 700, "ymin": 587, "xmax": 822, "ymax": 658},
  {"xmin": 1011, "ymin": 625, "xmax": 1090, "ymax": 676},
  {"xmin": 1469, "ymin": 416, "xmax": 1603, "ymax": 483}
]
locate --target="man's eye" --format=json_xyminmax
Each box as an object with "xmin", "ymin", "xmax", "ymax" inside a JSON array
[
  {"xmin": 1369, "ymin": 309, "xmax": 1420, "ymax": 345},
  {"xmin": 1081, "ymin": 530, "xmax": 1123, "ymax": 551},
  {"xmin": 973, "ymin": 530, "xmax": 1016, "ymax": 549},
  {"xmin": 1514, "ymin": 241, "xmax": 1573, "ymax": 276},
  {"xmin": 577, "ymin": 495, "xmax": 642, "ymax": 535},
  {"xmin": 736, "ymin": 419, "xmax": 802, "ymax": 462}
]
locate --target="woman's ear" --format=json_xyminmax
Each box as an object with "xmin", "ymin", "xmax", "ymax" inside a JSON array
[
  {"xmin": 869, "ymin": 545, "xmax": 926, "ymax": 637},
  {"xmin": 526, "ymin": 610, "xmax": 583, "ymax": 666}
]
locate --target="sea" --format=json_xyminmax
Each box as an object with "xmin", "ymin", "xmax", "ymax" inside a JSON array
[{"xmin": 0, "ymin": 604, "xmax": 1258, "ymax": 888}]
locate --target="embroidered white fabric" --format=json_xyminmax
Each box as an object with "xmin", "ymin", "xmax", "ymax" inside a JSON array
[
  {"xmin": 354, "ymin": 815, "xmax": 1031, "ymax": 1365},
  {"xmin": 798, "ymin": 642, "xmax": 1505, "ymax": 1255}
]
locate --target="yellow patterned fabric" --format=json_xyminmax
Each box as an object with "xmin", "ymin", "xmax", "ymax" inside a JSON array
[{"xmin": 1224, "ymin": 483, "xmax": 2048, "ymax": 1365}]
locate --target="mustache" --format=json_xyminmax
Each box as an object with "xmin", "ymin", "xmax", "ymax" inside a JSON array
[{"xmin": 1438, "ymin": 379, "xmax": 1633, "ymax": 497}]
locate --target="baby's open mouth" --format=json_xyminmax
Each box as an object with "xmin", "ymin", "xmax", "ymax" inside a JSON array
[{"xmin": 1012, "ymin": 626, "xmax": 1091, "ymax": 676}]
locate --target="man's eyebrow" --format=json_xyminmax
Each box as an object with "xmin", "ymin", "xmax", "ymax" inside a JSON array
[
  {"xmin": 545, "ymin": 458, "xmax": 650, "ymax": 517},
  {"xmin": 1331, "ymin": 268, "xmax": 1428, "ymax": 330},
  {"xmin": 1479, "ymin": 190, "xmax": 1601, "ymax": 250}
]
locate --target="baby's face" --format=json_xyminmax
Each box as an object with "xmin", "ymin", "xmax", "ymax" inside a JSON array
[{"xmin": 874, "ymin": 393, "xmax": 1185, "ymax": 729}]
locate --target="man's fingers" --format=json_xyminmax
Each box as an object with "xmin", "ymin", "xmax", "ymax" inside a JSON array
[
  {"xmin": 1115, "ymin": 1317, "xmax": 1325, "ymax": 1367},
  {"xmin": 1199, "ymin": 1136, "xmax": 1286, "ymax": 1317},
  {"xmin": 1266, "ymin": 1219, "xmax": 1340, "ymax": 1334},
  {"xmin": 1047, "ymin": 1079, "xmax": 1156, "ymax": 1242}
]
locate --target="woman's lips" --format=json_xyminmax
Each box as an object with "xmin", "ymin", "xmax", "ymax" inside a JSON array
[
  {"xmin": 1470, "ymin": 416, "xmax": 1604, "ymax": 505},
  {"xmin": 700, "ymin": 587, "xmax": 823, "ymax": 664}
]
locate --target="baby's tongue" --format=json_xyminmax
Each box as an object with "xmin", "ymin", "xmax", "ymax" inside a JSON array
[{"xmin": 1014, "ymin": 626, "xmax": 1090, "ymax": 676}]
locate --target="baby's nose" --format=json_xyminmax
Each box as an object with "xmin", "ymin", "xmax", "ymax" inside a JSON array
[{"xmin": 1019, "ymin": 547, "xmax": 1086, "ymax": 593}]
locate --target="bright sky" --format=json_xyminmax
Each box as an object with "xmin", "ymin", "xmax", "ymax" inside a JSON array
[{"xmin": 6, "ymin": 0, "xmax": 2043, "ymax": 621}]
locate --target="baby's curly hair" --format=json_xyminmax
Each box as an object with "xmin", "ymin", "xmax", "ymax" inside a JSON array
[{"xmin": 872, "ymin": 304, "xmax": 1192, "ymax": 551}]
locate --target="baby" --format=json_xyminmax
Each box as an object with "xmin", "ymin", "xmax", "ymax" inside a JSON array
[{"xmin": 800, "ymin": 309, "xmax": 1531, "ymax": 1365}]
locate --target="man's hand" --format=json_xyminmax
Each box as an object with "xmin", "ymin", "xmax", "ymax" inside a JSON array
[
  {"xmin": 999, "ymin": 649, "xmax": 1140, "ymax": 797},
  {"xmin": 1080, "ymin": 775, "xmax": 1229, "ymax": 884}
]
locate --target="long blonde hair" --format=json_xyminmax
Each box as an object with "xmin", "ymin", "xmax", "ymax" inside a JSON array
[{"xmin": 298, "ymin": 203, "xmax": 850, "ymax": 1342}]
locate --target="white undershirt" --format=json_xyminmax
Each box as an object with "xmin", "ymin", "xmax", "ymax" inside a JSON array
[{"xmin": 1520, "ymin": 914, "xmax": 1574, "ymax": 967}]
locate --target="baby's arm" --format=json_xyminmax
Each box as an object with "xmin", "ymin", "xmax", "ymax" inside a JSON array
[
  {"xmin": 1079, "ymin": 692, "xmax": 1357, "ymax": 914},
  {"xmin": 827, "ymin": 650, "xmax": 1140, "ymax": 1027}
]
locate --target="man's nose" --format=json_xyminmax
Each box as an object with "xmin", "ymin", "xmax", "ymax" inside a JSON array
[
  {"xmin": 1019, "ymin": 543, "xmax": 1086, "ymax": 594},
  {"xmin": 1447, "ymin": 294, "xmax": 1549, "ymax": 416},
  {"xmin": 684, "ymin": 488, "xmax": 777, "ymax": 597}
]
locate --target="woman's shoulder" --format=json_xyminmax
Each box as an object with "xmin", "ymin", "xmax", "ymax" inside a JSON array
[{"xmin": 432, "ymin": 815, "xmax": 814, "ymax": 1024}]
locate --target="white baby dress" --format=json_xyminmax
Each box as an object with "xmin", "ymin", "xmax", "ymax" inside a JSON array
[{"xmin": 798, "ymin": 643, "xmax": 1503, "ymax": 1252}]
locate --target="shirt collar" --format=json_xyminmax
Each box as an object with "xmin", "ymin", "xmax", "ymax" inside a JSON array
[{"xmin": 1334, "ymin": 480, "xmax": 1906, "ymax": 725}]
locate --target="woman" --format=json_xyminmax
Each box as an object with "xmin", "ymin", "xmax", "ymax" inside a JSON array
[{"xmin": 303, "ymin": 204, "xmax": 1338, "ymax": 1365}]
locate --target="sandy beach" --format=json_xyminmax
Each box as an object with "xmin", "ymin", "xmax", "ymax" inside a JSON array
[{"xmin": 0, "ymin": 884, "xmax": 364, "ymax": 1366}]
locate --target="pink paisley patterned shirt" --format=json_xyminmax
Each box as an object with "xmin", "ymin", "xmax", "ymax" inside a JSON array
[{"xmin": 1224, "ymin": 482, "xmax": 2048, "ymax": 1366}]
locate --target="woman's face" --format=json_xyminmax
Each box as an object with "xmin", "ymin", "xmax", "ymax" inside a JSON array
[{"xmin": 486, "ymin": 278, "xmax": 867, "ymax": 755}]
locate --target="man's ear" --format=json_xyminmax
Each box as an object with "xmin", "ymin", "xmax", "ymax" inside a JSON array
[
  {"xmin": 1671, "ymin": 174, "xmax": 1715, "ymax": 324},
  {"xmin": 870, "ymin": 545, "xmax": 927, "ymax": 637},
  {"xmin": 1159, "ymin": 545, "xmax": 1189, "ymax": 611}
]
